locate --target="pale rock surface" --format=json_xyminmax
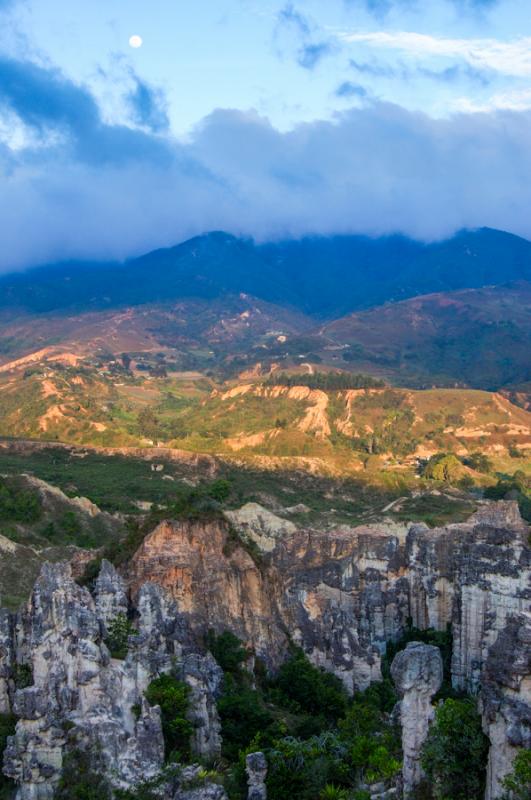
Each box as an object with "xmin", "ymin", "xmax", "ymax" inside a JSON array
[
  {"xmin": 3, "ymin": 563, "xmax": 222, "ymax": 799},
  {"xmin": 174, "ymin": 766, "xmax": 228, "ymax": 799},
  {"xmin": 246, "ymin": 751, "xmax": 267, "ymax": 800},
  {"xmin": 94, "ymin": 559, "xmax": 129, "ymax": 632},
  {"xmin": 391, "ymin": 642, "xmax": 443, "ymax": 795},
  {"xmin": 127, "ymin": 501, "xmax": 530, "ymax": 700},
  {"xmin": 225, "ymin": 502, "xmax": 296, "ymax": 552}
]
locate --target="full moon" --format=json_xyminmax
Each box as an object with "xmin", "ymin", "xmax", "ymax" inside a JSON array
[{"xmin": 129, "ymin": 35, "xmax": 143, "ymax": 48}]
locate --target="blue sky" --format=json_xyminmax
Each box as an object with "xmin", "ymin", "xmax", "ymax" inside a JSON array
[{"xmin": 1, "ymin": 0, "xmax": 531, "ymax": 269}]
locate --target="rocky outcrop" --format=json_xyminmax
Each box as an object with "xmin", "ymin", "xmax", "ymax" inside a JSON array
[
  {"xmin": 0, "ymin": 608, "xmax": 13, "ymax": 714},
  {"xmin": 94, "ymin": 559, "xmax": 129, "ymax": 632},
  {"xmin": 4, "ymin": 562, "xmax": 165, "ymax": 799},
  {"xmin": 1, "ymin": 500, "xmax": 529, "ymax": 799},
  {"xmin": 128, "ymin": 519, "xmax": 286, "ymax": 668},
  {"xmin": 3, "ymin": 563, "xmax": 222, "ymax": 799},
  {"xmin": 480, "ymin": 612, "xmax": 531, "ymax": 800},
  {"xmin": 127, "ymin": 502, "xmax": 529, "ymax": 698},
  {"xmin": 246, "ymin": 751, "xmax": 267, "ymax": 800},
  {"xmin": 391, "ymin": 642, "xmax": 443, "ymax": 795},
  {"xmin": 450, "ymin": 505, "xmax": 530, "ymax": 693},
  {"xmin": 225, "ymin": 503, "xmax": 296, "ymax": 553}
]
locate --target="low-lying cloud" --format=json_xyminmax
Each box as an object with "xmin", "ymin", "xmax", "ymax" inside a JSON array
[{"xmin": 1, "ymin": 53, "xmax": 531, "ymax": 272}]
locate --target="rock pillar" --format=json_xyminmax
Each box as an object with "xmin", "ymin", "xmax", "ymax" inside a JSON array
[{"xmin": 391, "ymin": 641, "xmax": 443, "ymax": 796}]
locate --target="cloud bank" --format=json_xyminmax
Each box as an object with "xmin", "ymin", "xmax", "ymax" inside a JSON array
[{"xmin": 1, "ymin": 53, "xmax": 531, "ymax": 271}]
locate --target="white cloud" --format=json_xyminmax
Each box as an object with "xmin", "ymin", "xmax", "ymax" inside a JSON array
[
  {"xmin": 340, "ymin": 30, "xmax": 531, "ymax": 77},
  {"xmin": 454, "ymin": 87, "xmax": 531, "ymax": 112}
]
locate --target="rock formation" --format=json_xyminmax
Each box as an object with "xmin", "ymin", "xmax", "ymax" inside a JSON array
[
  {"xmin": 127, "ymin": 502, "xmax": 529, "ymax": 696},
  {"xmin": 246, "ymin": 751, "xmax": 267, "ymax": 800},
  {"xmin": 0, "ymin": 608, "xmax": 13, "ymax": 714},
  {"xmin": 391, "ymin": 642, "xmax": 443, "ymax": 795},
  {"xmin": 94, "ymin": 559, "xmax": 129, "ymax": 632},
  {"xmin": 2, "ymin": 563, "xmax": 222, "ymax": 799},
  {"xmin": 480, "ymin": 612, "xmax": 531, "ymax": 800},
  {"xmin": 0, "ymin": 499, "xmax": 529, "ymax": 799}
]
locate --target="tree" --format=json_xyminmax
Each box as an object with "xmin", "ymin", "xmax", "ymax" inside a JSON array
[
  {"xmin": 104, "ymin": 613, "xmax": 135, "ymax": 660},
  {"xmin": 145, "ymin": 674, "xmax": 193, "ymax": 761},
  {"xmin": 137, "ymin": 408, "xmax": 160, "ymax": 439},
  {"xmin": 421, "ymin": 698, "xmax": 489, "ymax": 800},
  {"xmin": 422, "ymin": 453, "xmax": 465, "ymax": 484}
]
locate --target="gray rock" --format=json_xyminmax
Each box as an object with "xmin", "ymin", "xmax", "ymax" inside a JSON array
[
  {"xmin": 391, "ymin": 642, "xmax": 443, "ymax": 795},
  {"xmin": 246, "ymin": 751, "xmax": 267, "ymax": 800},
  {"xmin": 480, "ymin": 612, "xmax": 531, "ymax": 800}
]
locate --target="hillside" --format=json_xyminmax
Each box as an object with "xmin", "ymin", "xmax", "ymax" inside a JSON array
[
  {"xmin": 0, "ymin": 352, "xmax": 529, "ymax": 476},
  {"xmin": 318, "ymin": 282, "xmax": 531, "ymax": 390}
]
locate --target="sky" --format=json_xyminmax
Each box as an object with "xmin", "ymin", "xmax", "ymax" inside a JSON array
[{"xmin": 1, "ymin": 0, "xmax": 531, "ymax": 270}]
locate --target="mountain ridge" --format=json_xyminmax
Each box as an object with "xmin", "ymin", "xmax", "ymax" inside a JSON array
[{"xmin": 1, "ymin": 226, "xmax": 531, "ymax": 317}]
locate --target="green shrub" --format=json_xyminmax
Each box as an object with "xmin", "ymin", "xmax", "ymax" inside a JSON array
[
  {"xmin": 268, "ymin": 373, "xmax": 385, "ymax": 391},
  {"xmin": 13, "ymin": 663, "xmax": 33, "ymax": 689},
  {"xmin": 501, "ymin": 749, "xmax": 531, "ymax": 800},
  {"xmin": 461, "ymin": 453, "xmax": 493, "ymax": 474},
  {"xmin": 266, "ymin": 733, "xmax": 352, "ymax": 800},
  {"xmin": 104, "ymin": 614, "xmax": 135, "ymax": 660},
  {"xmin": 421, "ymin": 698, "xmax": 489, "ymax": 800},
  {"xmin": 484, "ymin": 471, "xmax": 531, "ymax": 522},
  {"xmin": 55, "ymin": 749, "xmax": 112, "ymax": 800},
  {"xmin": 207, "ymin": 630, "xmax": 248, "ymax": 674},
  {"xmin": 270, "ymin": 649, "xmax": 348, "ymax": 724},
  {"xmin": 422, "ymin": 454, "xmax": 465, "ymax": 484},
  {"xmin": 145, "ymin": 674, "xmax": 193, "ymax": 761},
  {"xmin": 217, "ymin": 680, "xmax": 278, "ymax": 761},
  {"xmin": 0, "ymin": 478, "xmax": 41, "ymax": 523}
]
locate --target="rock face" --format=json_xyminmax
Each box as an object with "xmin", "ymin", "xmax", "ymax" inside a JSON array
[
  {"xmin": 0, "ymin": 500, "xmax": 529, "ymax": 799},
  {"xmin": 2, "ymin": 562, "xmax": 222, "ymax": 799},
  {"xmin": 128, "ymin": 502, "xmax": 529, "ymax": 696},
  {"xmin": 391, "ymin": 642, "xmax": 443, "ymax": 795},
  {"xmin": 0, "ymin": 608, "xmax": 14, "ymax": 714},
  {"xmin": 246, "ymin": 751, "xmax": 267, "ymax": 800},
  {"xmin": 94, "ymin": 559, "xmax": 129, "ymax": 632},
  {"xmin": 225, "ymin": 503, "xmax": 296, "ymax": 553},
  {"xmin": 480, "ymin": 612, "xmax": 531, "ymax": 800}
]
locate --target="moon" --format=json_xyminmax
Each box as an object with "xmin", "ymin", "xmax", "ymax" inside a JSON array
[{"xmin": 129, "ymin": 35, "xmax": 143, "ymax": 49}]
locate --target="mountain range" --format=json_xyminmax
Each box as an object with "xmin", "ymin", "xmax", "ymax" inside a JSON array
[
  {"xmin": 0, "ymin": 226, "xmax": 529, "ymax": 394},
  {"xmin": 1, "ymin": 226, "xmax": 531, "ymax": 317}
]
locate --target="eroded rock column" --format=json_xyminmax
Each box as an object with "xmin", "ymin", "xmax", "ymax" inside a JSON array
[
  {"xmin": 246, "ymin": 751, "xmax": 267, "ymax": 800},
  {"xmin": 391, "ymin": 641, "xmax": 443, "ymax": 796},
  {"xmin": 0, "ymin": 608, "xmax": 13, "ymax": 713}
]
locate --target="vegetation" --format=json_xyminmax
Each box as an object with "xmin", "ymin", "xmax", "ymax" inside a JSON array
[
  {"xmin": 145, "ymin": 674, "xmax": 193, "ymax": 762},
  {"xmin": 421, "ymin": 698, "xmax": 489, "ymax": 800},
  {"xmin": 485, "ymin": 470, "xmax": 531, "ymax": 522},
  {"xmin": 269, "ymin": 372, "xmax": 385, "ymax": 391},
  {"xmin": 422, "ymin": 453, "xmax": 466, "ymax": 483},
  {"xmin": 104, "ymin": 613, "xmax": 136, "ymax": 660},
  {"xmin": 0, "ymin": 714, "xmax": 16, "ymax": 799},
  {"xmin": 0, "ymin": 477, "xmax": 41, "ymax": 523},
  {"xmin": 55, "ymin": 748, "xmax": 112, "ymax": 800},
  {"xmin": 501, "ymin": 749, "xmax": 531, "ymax": 800},
  {"xmin": 207, "ymin": 632, "xmax": 401, "ymax": 800}
]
